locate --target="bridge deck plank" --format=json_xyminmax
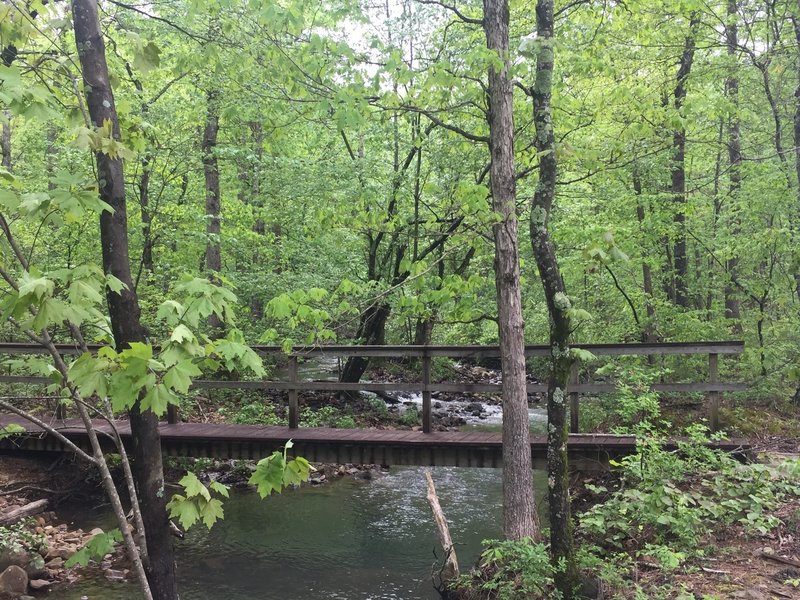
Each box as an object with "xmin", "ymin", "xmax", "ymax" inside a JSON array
[{"xmin": 0, "ymin": 415, "xmax": 747, "ymax": 453}]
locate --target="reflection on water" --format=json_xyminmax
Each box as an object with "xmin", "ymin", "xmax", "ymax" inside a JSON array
[{"xmin": 49, "ymin": 466, "xmax": 547, "ymax": 600}]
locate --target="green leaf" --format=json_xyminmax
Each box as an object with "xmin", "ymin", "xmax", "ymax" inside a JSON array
[
  {"xmin": 0, "ymin": 423, "xmax": 24, "ymax": 440},
  {"xmin": 209, "ymin": 481, "xmax": 230, "ymax": 498},
  {"xmin": 166, "ymin": 494, "xmax": 200, "ymax": 531},
  {"xmin": 68, "ymin": 352, "xmax": 109, "ymax": 399},
  {"xmin": 200, "ymin": 497, "xmax": 224, "ymax": 529},
  {"xmin": 163, "ymin": 359, "xmax": 202, "ymax": 394},
  {"xmin": 249, "ymin": 450, "xmax": 287, "ymax": 498},
  {"xmin": 141, "ymin": 383, "xmax": 175, "ymax": 416},
  {"xmin": 133, "ymin": 42, "xmax": 161, "ymax": 73},
  {"xmin": 170, "ymin": 324, "xmax": 196, "ymax": 344},
  {"xmin": 179, "ymin": 472, "xmax": 211, "ymax": 501},
  {"xmin": 570, "ymin": 348, "xmax": 597, "ymax": 363},
  {"xmin": 18, "ymin": 271, "xmax": 53, "ymax": 300},
  {"xmin": 65, "ymin": 529, "xmax": 122, "ymax": 568}
]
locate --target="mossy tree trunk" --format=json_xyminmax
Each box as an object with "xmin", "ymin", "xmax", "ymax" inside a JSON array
[{"xmin": 529, "ymin": 0, "xmax": 579, "ymax": 595}]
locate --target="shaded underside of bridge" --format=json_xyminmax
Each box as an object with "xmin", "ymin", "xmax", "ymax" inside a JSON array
[{"xmin": 0, "ymin": 417, "xmax": 751, "ymax": 470}]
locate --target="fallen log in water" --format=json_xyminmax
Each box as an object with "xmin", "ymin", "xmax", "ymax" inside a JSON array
[{"xmin": 425, "ymin": 470, "xmax": 459, "ymax": 582}]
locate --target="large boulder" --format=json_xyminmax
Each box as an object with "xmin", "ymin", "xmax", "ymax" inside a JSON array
[
  {"xmin": 0, "ymin": 550, "xmax": 45, "ymax": 579},
  {"xmin": 0, "ymin": 565, "xmax": 28, "ymax": 597}
]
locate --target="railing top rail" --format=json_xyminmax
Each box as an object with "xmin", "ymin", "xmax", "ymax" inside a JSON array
[{"xmin": 0, "ymin": 341, "xmax": 744, "ymax": 358}]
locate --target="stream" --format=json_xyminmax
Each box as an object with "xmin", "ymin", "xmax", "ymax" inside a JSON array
[
  {"xmin": 49, "ymin": 467, "xmax": 548, "ymax": 600},
  {"xmin": 49, "ymin": 358, "xmax": 549, "ymax": 599}
]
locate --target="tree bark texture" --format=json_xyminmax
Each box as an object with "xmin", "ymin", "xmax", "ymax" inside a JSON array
[
  {"xmin": 1, "ymin": 116, "xmax": 10, "ymax": 170},
  {"xmin": 483, "ymin": 0, "xmax": 538, "ymax": 542},
  {"xmin": 671, "ymin": 17, "xmax": 698, "ymax": 309},
  {"xmin": 633, "ymin": 170, "xmax": 656, "ymax": 343},
  {"xmin": 202, "ymin": 90, "xmax": 223, "ymax": 333},
  {"xmin": 529, "ymin": 0, "xmax": 579, "ymax": 594},
  {"xmin": 339, "ymin": 303, "xmax": 392, "ymax": 383},
  {"xmin": 793, "ymin": 4, "xmax": 800, "ymax": 403},
  {"xmin": 724, "ymin": 0, "xmax": 742, "ymax": 331},
  {"xmin": 139, "ymin": 156, "xmax": 154, "ymax": 274},
  {"xmin": 71, "ymin": 2, "xmax": 178, "ymax": 599}
]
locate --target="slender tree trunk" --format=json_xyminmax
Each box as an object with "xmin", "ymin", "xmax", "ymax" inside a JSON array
[
  {"xmin": 725, "ymin": 0, "xmax": 743, "ymax": 331},
  {"xmin": 203, "ymin": 89, "xmax": 223, "ymax": 333},
  {"xmin": 1, "ymin": 114, "xmax": 10, "ymax": 170},
  {"xmin": 46, "ymin": 126, "xmax": 57, "ymax": 191},
  {"xmin": 71, "ymin": 3, "xmax": 178, "ymax": 599},
  {"xmin": 792, "ymin": 6, "xmax": 800, "ymax": 403},
  {"xmin": 139, "ymin": 156, "xmax": 154, "ymax": 275},
  {"xmin": 633, "ymin": 170, "xmax": 656, "ymax": 343},
  {"xmin": 529, "ymin": 0, "xmax": 578, "ymax": 594},
  {"xmin": 671, "ymin": 16, "xmax": 698, "ymax": 309},
  {"xmin": 758, "ymin": 62, "xmax": 793, "ymax": 189},
  {"xmin": 240, "ymin": 121, "xmax": 266, "ymax": 320},
  {"xmin": 483, "ymin": 0, "xmax": 538, "ymax": 542}
]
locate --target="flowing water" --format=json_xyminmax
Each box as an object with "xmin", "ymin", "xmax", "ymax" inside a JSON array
[
  {"xmin": 49, "ymin": 467, "xmax": 548, "ymax": 600},
  {"xmin": 49, "ymin": 358, "xmax": 548, "ymax": 599}
]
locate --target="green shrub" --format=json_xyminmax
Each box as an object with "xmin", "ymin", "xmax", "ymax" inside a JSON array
[
  {"xmin": 299, "ymin": 405, "xmax": 356, "ymax": 428},
  {"xmin": 579, "ymin": 427, "xmax": 800, "ymax": 564},
  {"xmin": 400, "ymin": 405, "xmax": 420, "ymax": 426},
  {"xmin": 221, "ymin": 402, "xmax": 284, "ymax": 425},
  {"xmin": 0, "ymin": 519, "xmax": 47, "ymax": 571},
  {"xmin": 470, "ymin": 538, "xmax": 554, "ymax": 600}
]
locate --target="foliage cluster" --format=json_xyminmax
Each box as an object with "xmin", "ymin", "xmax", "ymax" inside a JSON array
[
  {"xmin": 0, "ymin": 518, "xmax": 46, "ymax": 568},
  {"xmin": 578, "ymin": 429, "xmax": 800, "ymax": 589},
  {"xmin": 466, "ymin": 539, "xmax": 555, "ymax": 600}
]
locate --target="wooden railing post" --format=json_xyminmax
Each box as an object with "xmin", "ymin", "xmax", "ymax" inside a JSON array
[
  {"xmin": 569, "ymin": 362, "xmax": 579, "ymax": 433},
  {"xmin": 422, "ymin": 351, "xmax": 432, "ymax": 433},
  {"xmin": 709, "ymin": 353, "xmax": 719, "ymax": 432},
  {"xmin": 288, "ymin": 355, "xmax": 299, "ymax": 429},
  {"xmin": 167, "ymin": 403, "xmax": 179, "ymax": 425}
]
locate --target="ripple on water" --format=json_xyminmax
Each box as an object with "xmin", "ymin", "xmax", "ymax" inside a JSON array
[{"xmin": 49, "ymin": 467, "xmax": 527, "ymax": 600}]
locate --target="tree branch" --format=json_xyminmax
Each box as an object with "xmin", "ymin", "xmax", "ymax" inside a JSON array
[{"xmin": 415, "ymin": 0, "xmax": 483, "ymax": 25}]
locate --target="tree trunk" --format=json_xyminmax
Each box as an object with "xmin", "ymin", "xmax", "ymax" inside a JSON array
[
  {"xmin": 71, "ymin": 2, "xmax": 178, "ymax": 599},
  {"xmin": 671, "ymin": 16, "xmax": 698, "ymax": 309},
  {"xmin": 139, "ymin": 156, "xmax": 154, "ymax": 274},
  {"xmin": 793, "ymin": 5, "xmax": 800, "ymax": 403},
  {"xmin": 1, "ymin": 114, "xmax": 10, "ymax": 170},
  {"xmin": 724, "ymin": 0, "xmax": 743, "ymax": 331},
  {"xmin": 202, "ymin": 89, "xmax": 223, "ymax": 333},
  {"xmin": 633, "ymin": 170, "xmax": 656, "ymax": 343},
  {"xmin": 529, "ymin": 0, "xmax": 578, "ymax": 594},
  {"xmin": 46, "ymin": 126, "xmax": 57, "ymax": 191},
  {"xmin": 239, "ymin": 121, "xmax": 266, "ymax": 320},
  {"xmin": 482, "ymin": 0, "xmax": 538, "ymax": 542},
  {"xmin": 339, "ymin": 303, "xmax": 392, "ymax": 383}
]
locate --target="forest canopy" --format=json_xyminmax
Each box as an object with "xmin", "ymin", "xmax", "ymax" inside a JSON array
[{"xmin": 1, "ymin": 0, "xmax": 798, "ymax": 396}]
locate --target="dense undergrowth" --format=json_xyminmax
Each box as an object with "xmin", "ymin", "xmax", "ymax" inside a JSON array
[
  {"xmin": 447, "ymin": 363, "xmax": 800, "ymax": 600},
  {"xmin": 449, "ymin": 431, "xmax": 800, "ymax": 599}
]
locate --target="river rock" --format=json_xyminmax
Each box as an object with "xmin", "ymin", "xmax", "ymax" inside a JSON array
[
  {"xmin": 0, "ymin": 549, "xmax": 45, "ymax": 579},
  {"xmin": 45, "ymin": 557, "xmax": 63, "ymax": 569},
  {"xmin": 465, "ymin": 401, "xmax": 483, "ymax": 414},
  {"xmin": 28, "ymin": 579, "xmax": 50, "ymax": 591},
  {"xmin": 0, "ymin": 549, "xmax": 27, "ymax": 573},
  {"xmin": 104, "ymin": 568, "xmax": 127, "ymax": 582},
  {"xmin": 0, "ymin": 565, "xmax": 28, "ymax": 597}
]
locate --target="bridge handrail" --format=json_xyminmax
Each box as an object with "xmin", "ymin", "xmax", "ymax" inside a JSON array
[
  {"xmin": 0, "ymin": 340, "xmax": 744, "ymax": 357},
  {"xmin": 0, "ymin": 341, "xmax": 744, "ymax": 433}
]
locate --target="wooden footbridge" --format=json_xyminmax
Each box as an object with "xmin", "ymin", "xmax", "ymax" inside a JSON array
[
  {"xmin": 0, "ymin": 416, "xmax": 751, "ymax": 469},
  {"xmin": 0, "ymin": 341, "xmax": 749, "ymax": 468}
]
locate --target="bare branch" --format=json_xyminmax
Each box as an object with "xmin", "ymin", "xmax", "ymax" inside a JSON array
[{"xmin": 415, "ymin": 0, "xmax": 483, "ymax": 25}]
